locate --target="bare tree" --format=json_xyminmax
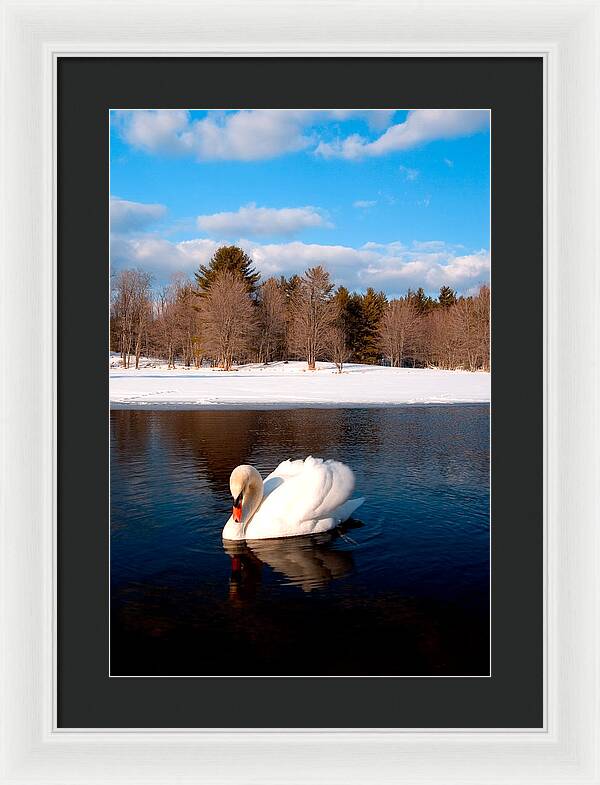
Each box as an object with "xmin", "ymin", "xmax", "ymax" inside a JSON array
[
  {"xmin": 174, "ymin": 279, "xmax": 201, "ymax": 367},
  {"xmin": 111, "ymin": 270, "xmax": 135, "ymax": 368},
  {"xmin": 409, "ymin": 285, "xmax": 490, "ymax": 371},
  {"xmin": 200, "ymin": 270, "xmax": 256, "ymax": 370},
  {"xmin": 328, "ymin": 326, "xmax": 350, "ymax": 373},
  {"xmin": 132, "ymin": 271, "xmax": 153, "ymax": 369},
  {"xmin": 148, "ymin": 274, "xmax": 201, "ymax": 368},
  {"xmin": 473, "ymin": 284, "xmax": 490, "ymax": 370},
  {"xmin": 111, "ymin": 269, "xmax": 152, "ymax": 368},
  {"xmin": 451, "ymin": 297, "xmax": 480, "ymax": 371},
  {"xmin": 289, "ymin": 266, "xmax": 336, "ymax": 370},
  {"xmin": 326, "ymin": 296, "xmax": 351, "ymax": 373},
  {"xmin": 428, "ymin": 307, "xmax": 461, "ymax": 369},
  {"xmin": 153, "ymin": 282, "xmax": 179, "ymax": 368},
  {"xmin": 257, "ymin": 277, "xmax": 287, "ymax": 364},
  {"xmin": 378, "ymin": 298, "xmax": 418, "ymax": 367}
]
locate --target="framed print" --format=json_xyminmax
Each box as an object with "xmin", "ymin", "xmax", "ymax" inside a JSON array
[
  {"xmin": 58, "ymin": 56, "xmax": 541, "ymax": 729},
  {"xmin": 1, "ymin": 1, "xmax": 599, "ymax": 784}
]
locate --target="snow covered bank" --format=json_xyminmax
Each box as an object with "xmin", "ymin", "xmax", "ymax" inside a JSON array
[{"xmin": 109, "ymin": 360, "xmax": 490, "ymax": 410}]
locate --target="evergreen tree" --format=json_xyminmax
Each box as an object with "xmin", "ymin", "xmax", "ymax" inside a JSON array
[
  {"xmin": 355, "ymin": 287, "xmax": 387, "ymax": 364},
  {"xmin": 438, "ymin": 285, "xmax": 457, "ymax": 308},
  {"xmin": 410, "ymin": 286, "xmax": 435, "ymax": 315},
  {"xmin": 332, "ymin": 285, "xmax": 350, "ymax": 312},
  {"xmin": 278, "ymin": 274, "xmax": 303, "ymax": 357},
  {"xmin": 194, "ymin": 245, "xmax": 261, "ymax": 295},
  {"xmin": 332, "ymin": 287, "xmax": 364, "ymax": 361},
  {"xmin": 281, "ymin": 274, "xmax": 302, "ymax": 304},
  {"xmin": 331, "ymin": 286, "xmax": 351, "ymax": 332}
]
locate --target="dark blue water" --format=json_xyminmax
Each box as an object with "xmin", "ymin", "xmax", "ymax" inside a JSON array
[{"xmin": 111, "ymin": 406, "xmax": 490, "ymax": 676}]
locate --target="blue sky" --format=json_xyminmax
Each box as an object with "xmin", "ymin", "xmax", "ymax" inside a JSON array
[{"xmin": 110, "ymin": 109, "xmax": 490, "ymax": 296}]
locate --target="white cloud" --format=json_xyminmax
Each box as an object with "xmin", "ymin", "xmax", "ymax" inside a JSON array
[
  {"xmin": 362, "ymin": 248, "xmax": 490, "ymax": 294},
  {"xmin": 315, "ymin": 109, "xmax": 490, "ymax": 159},
  {"xmin": 196, "ymin": 203, "xmax": 331, "ymax": 237},
  {"xmin": 115, "ymin": 111, "xmax": 190, "ymax": 155},
  {"xmin": 247, "ymin": 241, "xmax": 375, "ymax": 280},
  {"xmin": 249, "ymin": 241, "xmax": 490, "ymax": 295},
  {"xmin": 112, "ymin": 109, "xmax": 404, "ymax": 162},
  {"xmin": 110, "ymin": 234, "xmax": 220, "ymax": 276},
  {"xmin": 426, "ymin": 250, "xmax": 491, "ymax": 288},
  {"xmin": 353, "ymin": 200, "xmax": 377, "ymax": 209},
  {"xmin": 115, "ymin": 109, "xmax": 313, "ymax": 161},
  {"xmin": 113, "ymin": 109, "xmax": 488, "ymax": 164},
  {"xmin": 110, "ymin": 231, "xmax": 489, "ymax": 295},
  {"xmin": 110, "ymin": 197, "xmax": 167, "ymax": 232}
]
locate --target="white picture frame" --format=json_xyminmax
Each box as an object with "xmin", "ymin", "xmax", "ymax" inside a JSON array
[{"xmin": 1, "ymin": 0, "xmax": 598, "ymax": 782}]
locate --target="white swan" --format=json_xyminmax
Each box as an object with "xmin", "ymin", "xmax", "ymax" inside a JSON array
[{"xmin": 222, "ymin": 456, "xmax": 365, "ymax": 541}]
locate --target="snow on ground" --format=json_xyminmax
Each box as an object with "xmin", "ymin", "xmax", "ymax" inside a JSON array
[{"xmin": 109, "ymin": 358, "xmax": 490, "ymax": 410}]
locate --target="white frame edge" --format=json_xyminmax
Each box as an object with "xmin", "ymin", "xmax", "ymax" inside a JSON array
[{"xmin": 1, "ymin": 1, "xmax": 598, "ymax": 783}]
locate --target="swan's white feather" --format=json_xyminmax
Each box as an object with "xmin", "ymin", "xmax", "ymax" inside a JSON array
[
  {"xmin": 228, "ymin": 456, "xmax": 364, "ymax": 540},
  {"xmin": 258, "ymin": 456, "xmax": 353, "ymax": 525}
]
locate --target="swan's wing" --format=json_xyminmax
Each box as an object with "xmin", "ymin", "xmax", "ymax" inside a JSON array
[
  {"xmin": 258, "ymin": 456, "xmax": 356, "ymax": 525},
  {"xmin": 331, "ymin": 496, "xmax": 365, "ymax": 521},
  {"xmin": 264, "ymin": 458, "xmax": 306, "ymax": 484},
  {"xmin": 261, "ymin": 458, "xmax": 305, "ymax": 499}
]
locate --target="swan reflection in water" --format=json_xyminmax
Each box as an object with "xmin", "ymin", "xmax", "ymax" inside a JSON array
[{"xmin": 222, "ymin": 527, "xmax": 360, "ymax": 600}]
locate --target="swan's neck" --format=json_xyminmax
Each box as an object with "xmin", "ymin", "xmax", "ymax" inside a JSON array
[
  {"xmin": 223, "ymin": 466, "xmax": 264, "ymax": 540},
  {"xmin": 241, "ymin": 477, "xmax": 263, "ymax": 528},
  {"xmin": 223, "ymin": 475, "xmax": 264, "ymax": 541}
]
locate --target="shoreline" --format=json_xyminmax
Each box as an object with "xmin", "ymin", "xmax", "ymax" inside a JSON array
[
  {"xmin": 110, "ymin": 400, "xmax": 491, "ymax": 411},
  {"xmin": 109, "ymin": 360, "xmax": 490, "ymax": 411}
]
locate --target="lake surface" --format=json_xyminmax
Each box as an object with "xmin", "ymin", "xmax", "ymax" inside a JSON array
[{"xmin": 110, "ymin": 406, "xmax": 490, "ymax": 676}]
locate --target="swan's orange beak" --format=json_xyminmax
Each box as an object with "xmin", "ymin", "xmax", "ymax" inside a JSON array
[{"xmin": 232, "ymin": 491, "xmax": 243, "ymax": 523}]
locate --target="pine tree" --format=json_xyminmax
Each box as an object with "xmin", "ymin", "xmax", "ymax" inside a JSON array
[
  {"xmin": 438, "ymin": 285, "xmax": 457, "ymax": 308},
  {"xmin": 331, "ymin": 286, "xmax": 352, "ymax": 335},
  {"xmin": 332, "ymin": 287, "xmax": 364, "ymax": 361},
  {"xmin": 356, "ymin": 287, "xmax": 387, "ymax": 364},
  {"xmin": 346, "ymin": 293, "xmax": 365, "ymax": 360},
  {"xmin": 194, "ymin": 245, "xmax": 260, "ymax": 295},
  {"xmin": 410, "ymin": 286, "xmax": 435, "ymax": 315},
  {"xmin": 281, "ymin": 274, "xmax": 302, "ymax": 304}
]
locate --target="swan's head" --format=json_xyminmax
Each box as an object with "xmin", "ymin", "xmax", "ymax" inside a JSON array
[{"xmin": 229, "ymin": 465, "xmax": 263, "ymax": 526}]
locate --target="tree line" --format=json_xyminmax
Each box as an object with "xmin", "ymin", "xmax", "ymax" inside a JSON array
[{"xmin": 110, "ymin": 245, "xmax": 490, "ymax": 372}]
